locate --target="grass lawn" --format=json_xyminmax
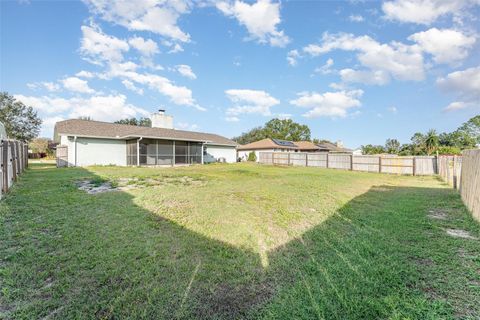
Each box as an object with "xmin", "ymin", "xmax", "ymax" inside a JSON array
[{"xmin": 1, "ymin": 163, "xmax": 479, "ymax": 319}]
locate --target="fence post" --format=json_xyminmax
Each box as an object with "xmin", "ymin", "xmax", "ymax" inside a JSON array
[
  {"xmin": 288, "ymin": 152, "xmax": 291, "ymax": 166},
  {"xmin": 350, "ymin": 154, "xmax": 353, "ymax": 171},
  {"xmin": 25, "ymin": 144, "xmax": 29, "ymax": 168},
  {"xmin": 413, "ymin": 157, "xmax": 416, "ymax": 176},
  {"xmin": 453, "ymin": 155, "xmax": 457, "ymax": 189},
  {"xmin": 326, "ymin": 153, "xmax": 329, "ymax": 168},
  {"xmin": 305, "ymin": 153, "xmax": 308, "ymax": 167},
  {"xmin": 379, "ymin": 156, "xmax": 382, "ymax": 173},
  {"xmin": 10, "ymin": 141, "xmax": 17, "ymax": 182},
  {"xmin": 2, "ymin": 141, "xmax": 7, "ymax": 193}
]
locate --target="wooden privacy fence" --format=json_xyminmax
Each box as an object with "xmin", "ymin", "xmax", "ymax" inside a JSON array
[
  {"xmin": 459, "ymin": 150, "xmax": 480, "ymax": 222},
  {"xmin": 437, "ymin": 155, "xmax": 463, "ymax": 189},
  {"xmin": 0, "ymin": 140, "xmax": 28, "ymax": 199},
  {"xmin": 259, "ymin": 152, "xmax": 437, "ymax": 175}
]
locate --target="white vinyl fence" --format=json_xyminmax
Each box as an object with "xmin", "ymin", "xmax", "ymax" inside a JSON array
[{"xmin": 0, "ymin": 140, "xmax": 28, "ymax": 199}]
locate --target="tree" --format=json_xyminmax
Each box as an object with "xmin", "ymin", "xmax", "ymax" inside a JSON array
[
  {"xmin": 0, "ymin": 92, "xmax": 42, "ymax": 141},
  {"xmin": 247, "ymin": 151, "xmax": 257, "ymax": 162},
  {"xmin": 424, "ymin": 129, "xmax": 439, "ymax": 155},
  {"xmin": 385, "ymin": 138, "xmax": 401, "ymax": 154},
  {"xmin": 455, "ymin": 115, "xmax": 480, "ymax": 147},
  {"xmin": 29, "ymin": 137, "xmax": 50, "ymax": 153},
  {"xmin": 114, "ymin": 117, "xmax": 152, "ymax": 127},
  {"xmin": 233, "ymin": 126, "xmax": 268, "ymax": 145},
  {"xmin": 233, "ymin": 118, "xmax": 311, "ymax": 144},
  {"xmin": 361, "ymin": 144, "xmax": 385, "ymax": 155},
  {"xmin": 410, "ymin": 132, "xmax": 426, "ymax": 155},
  {"xmin": 263, "ymin": 119, "xmax": 311, "ymax": 141}
]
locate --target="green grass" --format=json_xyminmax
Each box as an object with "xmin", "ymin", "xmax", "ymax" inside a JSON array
[{"xmin": 1, "ymin": 163, "xmax": 479, "ymax": 319}]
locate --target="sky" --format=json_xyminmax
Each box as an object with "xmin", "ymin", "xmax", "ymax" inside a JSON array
[{"xmin": 1, "ymin": 0, "xmax": 479, "ymax": 148}]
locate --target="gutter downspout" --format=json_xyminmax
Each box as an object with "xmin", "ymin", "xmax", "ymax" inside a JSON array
[
  {"xmin": 74, "ymin": 136, "xmax": 77, "ymax": 167},
  {"xmin": 201, "ymin": 143, "xmax": 204, "ymax": 164},
  {"xmin": 137, "ymin": 137, "xmax": 143, "ymax": 166}
]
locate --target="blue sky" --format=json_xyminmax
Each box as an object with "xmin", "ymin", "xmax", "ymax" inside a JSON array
[{"xmin": 1, "ymin": 0, "xmax": 479, "ymax": 148}]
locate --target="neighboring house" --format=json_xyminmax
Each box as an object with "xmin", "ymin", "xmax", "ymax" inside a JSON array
[
  {"xmin": 316, "ymin": 141, "xmax": 353, "ymax": 153},
  {"xmin": 237, "ymin": 138, "xmax": 298, "ymax": 161},
  {"xmin": 54, "ymin": 110, "xmax": 237, "ymax": 167},
  {"xmin": 237, "ymin": 138, "xmax": 352, "ymax": 162}
]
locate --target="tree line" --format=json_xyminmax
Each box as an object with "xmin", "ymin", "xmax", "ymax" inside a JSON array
[{"xmin": 361, "ymin": 115, "xmax": 480, "ymax": 155}]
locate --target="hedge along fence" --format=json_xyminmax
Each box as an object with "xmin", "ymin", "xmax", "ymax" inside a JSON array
[
  {"xmin": 459, "ymin": 149, "xmax": 480, "ymax": 222},
  {"xmin": 0, "ymin": 139, "xmax": 28, "ymax": 199},
  {"xmin": 259, "ymin": 152, "xmax": 437, "ymax": 175}
]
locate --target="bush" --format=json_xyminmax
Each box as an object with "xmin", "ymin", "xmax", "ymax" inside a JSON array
[
  {"xmin": 437, "ymin": 146, "xmax": 462, "ymax": 155},
  {"xmin": 247, "ymin": 151, "xmax": 257, "ymax": 162}
]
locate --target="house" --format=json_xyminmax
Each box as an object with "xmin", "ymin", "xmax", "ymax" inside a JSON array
[
  {"xmin": 315, "ymin": 141, "xmax": 353, "ymax": 153},
  {"xmin": 237, "ymin": 138, "xmax": 352, "ymax": 162},
  {"xmin": 54, "ymin": 110, "xmax": 237, "ymax": 167}
]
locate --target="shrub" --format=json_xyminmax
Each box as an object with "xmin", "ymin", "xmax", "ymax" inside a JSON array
[
  {"xmin": 437, "ymin": 146, "xmax": 462, "ymax": 155},
  {"xmin": 247, "ymin": 151, "xmax": 257, "ymax": 162}
]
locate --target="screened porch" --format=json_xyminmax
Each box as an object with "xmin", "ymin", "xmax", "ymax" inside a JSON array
[{"xmin": 126, "ymin": 139, "xmax": 203, "ymax": 166}]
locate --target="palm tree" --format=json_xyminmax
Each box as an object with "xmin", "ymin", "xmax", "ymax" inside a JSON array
[{"xmin": 425, "ymin": 129, "xmax": 439, "ymax": 155}]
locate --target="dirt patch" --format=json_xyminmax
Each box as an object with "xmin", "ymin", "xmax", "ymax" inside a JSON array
[
  {"xmin": 445, "ymin": 229, "xmax": 478, "ymax": 240},
  {"xmin": 193, "ymin": 281, "xmax": 274, "ymax": 319},
  {"xmin": 77, "ymin": 176, "xmax": 206, "ymax": 194},
  {"xmin": 427, "ymin": 209, "xmax": 449, "ymax": 220},
  {"xmin": 77, "ymin": 180, "xmax": 118, "ymax": 194}
]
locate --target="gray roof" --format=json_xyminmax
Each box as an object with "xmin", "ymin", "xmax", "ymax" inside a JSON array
[
  {"xmin": 316, "ymin": 142, "xmax": 352, "ymax": 153},
  {"xmin": 54, "ymin": 119, "xmax": 237, "ymax": 146}
]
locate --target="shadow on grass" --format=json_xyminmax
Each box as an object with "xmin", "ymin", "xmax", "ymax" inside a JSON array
[{"xmin": 1, "ymin": 164, "xmax": 479, "ymax": 319}]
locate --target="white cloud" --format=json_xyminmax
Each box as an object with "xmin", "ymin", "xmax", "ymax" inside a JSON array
[
  {"xmin": 287, "ymin": 49, "xmax": 300, "ymax": 66},
  {"xmin": 315, "ymin": 58, "xmax": 334, "ymax": 74},
  {"xmin": 175, "ymin": 64, "xmax": 197, "ymax": 79},
  {"xmin": 225, "ymin": 116, "xmax": 240, "ymax": 122},
  {"xmin": 128, "ymin": 36, "xmax": 159, "ymax": 56},
  {"xmin": 80, "ymin": 23, "xmax": 129, "ymax": 64},
  {"xmin": 382, "ymin": 0, "xmax": 479, "ymax": 25},
  {"xmin": 290, "ymin": 89, "xmax": 363, "ymax": 118},
  {"xmin": 388, "ymin": 106, "xmax": 398, "ymax": 114},
  {"xmin": 41, "ymin": 116, "xmax": 65, "ymax": 137},
  {"xmin": 176, "ymin": 122, "xmax": 199, "ymax": 131},
  {"xmin": 167, "ymin": 43, "xmax": 184, "ymax": 53},
  {"xmin": 349, "ymin": 14, "xmax": 364, "ymax": 22},
  {"xmin": 75, "ymin": 70, "xmax": 95, "ymax": 78},
  {"xmin": 444, "ymin": 101, "xmax": 471, "ymax": 111},
  {"xmin": 14, "ymin": 95, "xmax": 72, "ymax": 114},
  {"xmin": 61, "ymin": 77, "xmax": 95, "ymax": 94},
  {"xmin": 437, "ymin": 66, "xmax": 480, "ymax": 111},
  {"xmin": 303, "ymin": 32, "xmax": 425, "ymax": 82},
  {"xmin": 408, "ymin": 28, "xmax": 476, "ymax": 64},
  {"xmin": 122, "ymin": 79, "xmax": 144, "ymax": 95},
  {"xmin": 83, "ymin": 0, "xmax": 191, "ymax": 42},
  {"xmin": 14, "ymin": 94, "xmax": 148, "ymax": 122},
  {"xmin": 111, "ymin": 68, "xmax": 203, "ymax": 110},
  {"xmin": 225, "ymin": 89, "xmax": 280, "ymax": 116},
  {"xmin": 340, "ymin": 69, "xmax": 390, "ymax": 85},
  {"xmin": 15, "ymin": 94, "xmax": 149, "ymax": 121},
  {"xmin": 217, "ymin": 0, "xmax": 290, "ymax": 47},
  {"xmin": 27, "ymin": 81, "xmax": 61, "ymax": 92}
]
